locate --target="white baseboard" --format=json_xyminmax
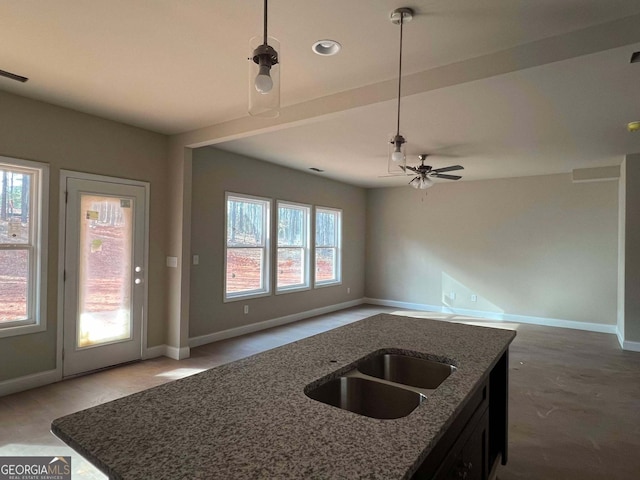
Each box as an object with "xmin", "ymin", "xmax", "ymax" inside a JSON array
[
  {"xmin": 166, "ymin": 345, "xmax": 191, "ymax": 360},
  {"xmin": 364, "ymin": 298, "xmax": 618, "ymax": 335},
  {"xmin": 617, "ymin": 332, "xmax": 640, "ymax": 352},
  {"xmin": 0, "ymin": 369, "xmax": 61, "ymax": 398},
  {"xmin": 144, "ymin": 344, "xmax": 191, "ymax": 360},
  {"xmin": 617, "ymin": 328, "xmax": 624, "ymax": 350},
  {"xmin": 621, "ymin": 340, "xmax": 640, "ymax": 352},
  {"xmin": 189, "ymin": 299, "xmax": 364, "ymax": 348},
  {"xmin": 143, "ymin": 344, "xmax": 167, "ymax": 359}
]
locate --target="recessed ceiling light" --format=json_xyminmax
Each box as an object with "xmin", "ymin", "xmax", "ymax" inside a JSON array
[
  {"xmin": 628, "ymin": 121, "xmax": 640, "ymax": 132},
  {"xmin": 312, "ymin": 40, "xmax": 341, "ymax": 56},
  {"xmin": 630, "ymin": 51, "xmax": 640, "ymax": 63}
]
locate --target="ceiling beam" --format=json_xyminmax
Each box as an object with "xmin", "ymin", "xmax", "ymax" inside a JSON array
[{"xmin": 171, "ymin": 13, "xmax": 640, "ymax": 150}]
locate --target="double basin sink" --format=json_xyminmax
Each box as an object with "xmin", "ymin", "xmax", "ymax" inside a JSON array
[{"xmin": 305, "ymin": 352, "xmax": 456, "ymax": 419}]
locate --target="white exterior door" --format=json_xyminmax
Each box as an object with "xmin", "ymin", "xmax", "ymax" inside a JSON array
[{"xmin": 62, "ymin": 176, "xmax": 147, "ymax": 376}]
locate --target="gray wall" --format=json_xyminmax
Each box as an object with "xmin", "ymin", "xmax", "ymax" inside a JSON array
[
  {"xmin": 366, "ymin": 173, "xmax": 618, "ymax": 325},
  {"xmin": 621, "ymin": 154, "xmax": 640, "ymax": 341},
  {"xmin": 189, "ymin": 148, "xmax": 366, "ymax": 338},
  {"xmin": 0, "ymin": 91, "xmax": 168, "ymax": 382}
]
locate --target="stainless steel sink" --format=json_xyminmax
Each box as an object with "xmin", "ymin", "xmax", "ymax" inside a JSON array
[
  {"xmin": 356, "ymin": 353, "xmax": 455, "ymax": 390},
  {"xmin": 305, "ymin": 376, "xmax": 425, "ymax": 419}
]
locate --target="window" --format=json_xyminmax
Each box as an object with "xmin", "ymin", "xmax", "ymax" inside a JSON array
[
  {"xmin": 225, "ymin": 193, "xmax": 271, "ymax": 300},
  {"xmin": 0, "ymin": 156, "xmax": 48, "ymax": 338},
  {"xmin": 277, "ymin": 201, "xmax": 310, "ymax": 293},
  {"xmin": 315, "ymin": 207, "xmax": 341, "ymax": 287}
]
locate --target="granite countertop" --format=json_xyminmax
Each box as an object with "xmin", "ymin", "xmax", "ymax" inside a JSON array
[{"xmin": 52, "ymin": 314, "xmax": 516, "ymax": 480}]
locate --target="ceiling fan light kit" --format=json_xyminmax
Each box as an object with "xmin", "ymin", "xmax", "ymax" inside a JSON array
[
  {"xmin": 410, "ymin": 175, "xmax": 434, "ymax": 190},
  {"xmin": 388, "ymin": 7, "xmax": 413, "ymax": 173},
  {"xmin": 402, "ymin": 154, "xmax": 465, "ymax": 190},
  {"xmin": 249, "ymin": 0, "xmax": 280, "ymax": 117}
]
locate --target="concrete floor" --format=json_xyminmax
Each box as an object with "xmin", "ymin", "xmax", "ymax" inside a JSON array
[
  {"xmin": 1, "ymin": 305, "xmax": 639, "ymax": 479},
  {"xmin": 502, "ymin": 321, "xmax": 640, "ymax": 479}
]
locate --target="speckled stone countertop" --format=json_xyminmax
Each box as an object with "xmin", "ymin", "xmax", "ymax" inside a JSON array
[{"xmin": 52, "ymin": 314, "xmax": 515, "ymax": 479}]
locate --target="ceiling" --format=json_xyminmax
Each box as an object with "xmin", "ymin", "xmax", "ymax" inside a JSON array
[{"xmin": 2, "ymin": 1, "xmax": 640, "ymax": 187}]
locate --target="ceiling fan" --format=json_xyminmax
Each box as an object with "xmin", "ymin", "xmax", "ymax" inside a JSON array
[{"xmin": 401, "ymin": 154, "xmax": 464, "ymax": 189}]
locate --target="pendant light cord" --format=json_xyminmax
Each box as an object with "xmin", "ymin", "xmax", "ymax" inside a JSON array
[
  {"xmin": 263, "ymin": 0, "xmax": 268, "ymax": 45},
  {"xmin": 396, "ymin": 14, "xmax": 404, "ymax": 136}
]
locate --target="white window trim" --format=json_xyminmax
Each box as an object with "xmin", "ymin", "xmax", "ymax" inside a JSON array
[
  {"xmin": 314, "ymin": 206, "xmax": 342, "ymax": 288},
  {"xmin": 276, "ymin": 200, "xmax": 311, "ymax": 295},
  {"xmin": 224, "ymin": 192, "xmax": 271, "ymax": 302},
  {"xmin": 0, "ymin": 156, "xmax": 49, "ymax": 338}
]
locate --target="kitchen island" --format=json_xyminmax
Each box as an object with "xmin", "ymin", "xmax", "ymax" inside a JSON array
[{"xmin": 52, "ymin": 314, "xmax": 515, "ymax": 479}]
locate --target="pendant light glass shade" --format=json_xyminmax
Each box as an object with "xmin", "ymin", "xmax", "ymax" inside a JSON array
[
  {"xmin": 390, "ymin": 134, "xmax": 406, "ymax": 162},
  {"xmin": 249, "ymin": 35, "xmax": 280, "ymax": 117},
  {"xmin": 387, "ymin": 133, "xmax": 408, "ymax": 174}
]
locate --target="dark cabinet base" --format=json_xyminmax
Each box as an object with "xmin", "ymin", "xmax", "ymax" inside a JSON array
[{"xmin": 412, "ymin": 351, "xmax": 509, "ymax": 480}]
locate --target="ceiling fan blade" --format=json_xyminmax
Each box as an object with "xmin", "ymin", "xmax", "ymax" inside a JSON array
[
  {"xmin": 405, "ymin": 166, "xmax": 419, "ymax": 173},
  {"xmin": 433, "ymin": 174, "xmax": 462, "ymax": 180},
  {"xmin": 431, "ymin": 165, "xmax": 464, "ymax": 173}
]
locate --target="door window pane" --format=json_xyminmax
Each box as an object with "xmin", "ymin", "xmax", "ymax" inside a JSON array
[{"xmin": 77, "ymin": 195, "xmax": 133, "ymax": 347}]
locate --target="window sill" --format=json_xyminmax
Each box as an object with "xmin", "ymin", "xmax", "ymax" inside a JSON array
[
  {"xmin": 224, "ymin": 291, "xmax": 271, "ymax": 303},
  {"xmin": 314, "ymin": 280, "xmax": 342, "ymax": 289},
  {"xmin": 0, "ymin": 321, "xmax": 46, "ymax": 339},
  {"xmin": 276, "ymin": 285, "xmax": 311, "ymax": 295}
]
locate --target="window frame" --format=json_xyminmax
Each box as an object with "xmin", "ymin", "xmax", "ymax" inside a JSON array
[
  {"xmin": 0, "ymin": 156, "xmax": 49, "ymax": 338},
  {"xmin": 224, "ymin": 192, "xmax": 271, "ymax": 302},
  {"xmin": 314, "ymin": 206, "xmax": 342, "ymax": 288},
  {"xmin": 275, "ymin": 200, "xmax": 311, "ymax": 294}
]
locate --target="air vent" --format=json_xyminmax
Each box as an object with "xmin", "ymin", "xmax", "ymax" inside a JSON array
[
  {"xmin": 631, "ymin": 51, "xmax": 640, "ymax": 64},
  {"xmin": 309, "ymin": 167, "xmax": 324, "ymax": 172},
  {"xmin": 0, "ymin": 69, "xmax": 29, "ymax": 83}
]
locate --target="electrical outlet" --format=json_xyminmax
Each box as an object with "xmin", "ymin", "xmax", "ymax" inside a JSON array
[
  {"xmin": 244, "ymin": 305, "xmax": 249, "ymax": 314},
  {"xmin": 471, "ymin": 294, "xmax": 478, "ymax": 302},
  {"xmin": 450, "ymin": 292, "xmax": 456, "ymax": 300},
  {"xmin": 347, "ymin": 287, "xmax": 351, "ymax": 294},
  {"xmin": 193, "ymin": 254, "xmax": 199, "ymax": 265}
]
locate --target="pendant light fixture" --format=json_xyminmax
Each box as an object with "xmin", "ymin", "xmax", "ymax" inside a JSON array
[
  {"xmin": 388, "ymin": 8, "xmax": 413, "ymax": 170},
  {"xmin": 249, "ymin": 0, "xmax": 280, "ymax": 117}
]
